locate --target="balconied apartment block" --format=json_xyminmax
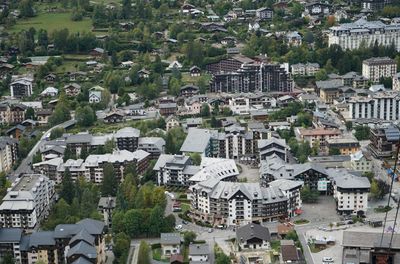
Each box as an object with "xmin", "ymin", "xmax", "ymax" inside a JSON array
[
  {"xmin": 0, "ymin": 174, "xmax": 55, "ymax": 230},
  {"xmin": 328, "ymin": 19, "xmax": 400, "ymax": 51}
]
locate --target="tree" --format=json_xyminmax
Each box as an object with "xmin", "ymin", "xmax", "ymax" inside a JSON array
[
  {"xmin": 184, "ymin": 231, "xmax": 197, "ymax": 246},
  {"xmin": 329, "ymin": 147, "xmax": 341, "ymax": 155},
  {"xmin": 60, "ymin": 168, "xmax": 74, "ymax": 204},
  {"xmin": 50, "ymin": 127, "xmax": 65, "ymax": 140},
  {"xmin": 345, "ymin": 121, "xmax": 353, "ymax": 131},
  {"xmin": 49, "ymin": 101, "xmax": 71, "ymax": 126},
  {"xmin": 76, "ymin": 106, "xmax": 96, "ymax": 127},
  {"xmin": 315, "ymin": 69, "xmax": 328, "ymax": 81},
  {"xmin": 104, "ymin": 139, "xmax": 116, "ymax": 153},
  {"xmin": 190, "ymin": 153, "xmax": 202, "ymax": 166},
  {"xmin": 113, "ymin": 232, "xmax": 130, "ymax": 261},
  {"xmin": 201, "ymin": 103, "xmax": 210, "ymax": 117},
  {"xmin": 26, "ymin": 107, "xmax": 35, "ymax": 120},
  {"xmin": 32, "ymin": 151, "xmax": 42, "ymax": 164},
  {"xmin": 300, "ymin": 186, "xmax": 319, "ymax": 203},
  {"xmin": 138, "ymin": 241, "xmax": 151, "ymax": 264},
  {"xmin": 165, "ymin": 127, "xmax": 186, "ymax": 154},
  {"xmin": 354, "ymin": 126, "xmax": 370, "ymax": 140},
  {"xmin": 215, "ymin": 250, "xmax": 230, "ymax": 264},
  {"xmin": 19, "ymin": 0, "xmax": 35, "ymax": 17},
  {"xmin": 101, "ymin": 163, "xmax": 118, "ymax": 196},
  {"xmin": 370, "ymin": 179, "xmax": 380, "ymax": 199}
]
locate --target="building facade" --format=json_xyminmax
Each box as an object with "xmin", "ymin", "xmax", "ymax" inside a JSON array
[
  {"xmin": 329, "ymin": 19, "xmax": 400, "ymax": 51},
  {"xmin": 362, "ymin": 57, "xmax": 397, "ymax": 83}
]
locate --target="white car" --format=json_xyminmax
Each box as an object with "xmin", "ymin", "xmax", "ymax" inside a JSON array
[
  {"xmin": 175, "ymin": 225, "xmax": 182, "ymax": 230},
  {"xmin": 322, "ymin": 257, "xmax": 334, "ymax": 263}
]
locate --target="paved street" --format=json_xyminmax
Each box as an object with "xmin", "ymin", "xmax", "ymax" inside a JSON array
[{"xmin": 9, "ymin": 120, "xmax": 75, "ymax": 183}]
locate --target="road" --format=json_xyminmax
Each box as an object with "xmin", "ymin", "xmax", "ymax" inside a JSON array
[{"xmin": 10, "ymin": 120, "xmax": 75, "ymax": 183}]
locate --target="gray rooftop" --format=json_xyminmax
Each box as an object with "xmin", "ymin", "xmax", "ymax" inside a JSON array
[
  {"xmin": 180, "ymin": 128, "xmax": 212, "ymax": 154},
  {"xmin": 0, "ymin": 228, "xmax": 22, "ymax": 243},
  {"xmin": 189, "ymin": 244, "xmax": 210, "ymax": 256},
  {"xmin": 115, "ymin": 127, "xmax": 140, "ymax": 138},
  {"xmin": 236, "ymin": 223, "xmax": 271, "ymax": 242},
  {"xmin": 160, "ymin": 233, "xmax": 181, "ymax": 245}
]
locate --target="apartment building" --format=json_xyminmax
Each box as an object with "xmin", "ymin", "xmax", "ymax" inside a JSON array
[
  {"xmin": 85, "ymin": 149, "xmax": 150, "ymax": 183},
  {"xmin": 316, "ymin": 79, "xmax": 343, "ymax": 104},
  {"xmin": 0, "ymin": 218, "xmax": 106, "ymax": 264},
  {"xmin": 258, "ymin": 138, "xmax": 289, "ymax": 162},
  {"xmin": 154, "ymin": 154, "xmax": 198, "ymax": 186},
  {"xmin": 394, "ymin": 72, "xmax": 400, "ymax": 91},
  {"xmin": 296, "ymin": 127, "xmax": 341, "ymax": 148},
  {"xmin": 10, "ymin": 77, "xmax": 33, "ymax": 98},
  {"xmin": 269, "ymin": 179, "xmax": 303, "ymax": 217},
  {"xmin": 209, "ymin": 62, "xmax": 293, "ymax": 93},
  {"xmin": 0, "ymin": 174, "xmax": 55, "ymax": 229},
  {"xmin": 291, "ymin": 62, "xmax": 320, "ymax": 76},
  {"xmin": 98, "ymin": 196, "xmax": 116, "ymax": 229},
  {"xmin": 326, "ymin": 138, "xmax": 360, "ymax": 155},
  {"xmin": 137, "ymin": 137, "xmax": 165, "ymax": 159},
  {"xmin": 349, "ymin": 151, "xmax": 372, "ymax": 172},
  {"xmin": 368, "ymin": 125, "xmax": 400, "ymax": 158},
  {"xmin": 259, "ymin": 154, "xmax": 331, "ymax": 193},
  {"xmin": 328, "ymin": 19, "xmax": 400, "ymax": 51},
  {"xmin": 189, "ymin": 179, "xmax": 289, "ymax": 226},
  {"xmin": 0, "ymin": 103, "xmax": 27, "ymax": 125},
  {"xmin": 348, "ymin": 91, "xmax": 400, "ymax": 121},
  {"xmin": 0, "ymin": 137, "xmax": 18, "ymax": 173},
  {"xmin": 228, "ymin": 93, "xmax": 277, "ymax": 115},
  {"xmin": 114, "ymin": 127, "xmax": 140, "ymax": 152},
  {"xmin": 362, "ymin": 57, "xmax": 397, "ymax": 83},
  {"xmin": 330, "ymin": 170, "xmax": 370, "ymax": 215}
]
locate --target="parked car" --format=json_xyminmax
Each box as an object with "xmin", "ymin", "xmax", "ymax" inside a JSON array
[
  {"xmin": 322, "ymin": 256, "xmax": 334, "ymax": 263},
  {"xmin": 175, "ymin": 225, "xmax": 182, "ymax": 230},
  {"xmin": 208, "ymin": 228, "xmax": 213, "ymax": 233}
]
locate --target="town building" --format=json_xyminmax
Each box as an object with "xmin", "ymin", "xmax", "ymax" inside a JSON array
[
  {"xmin": 348, "ymin": 91, "xmax": 400, "ymax": 121},
  {"xmin": 10, "ymin": 77, "xmax": 33, "ymax": 98},
  {"xmin": 362, "ymin": 57, "xmax": 397, "ymax": 83},
  {"xmin": 137, "ymin": 137, "xmax": 165, "ymax": 159},
  {"xmin": 180, "ymin": 85, "xmax": 199, "ymax": 97},
  {"xmin": 291, "ymin": 63, "xmax": 320, "ymax": 76},
  {"xmin": 394, "ymin": 72, "xmax": 400, "ymax": 91},
  {"xmin": 154, "ymin": 154, "xmax": 198, "ymax": 186},
  {"xmin": 0, "ymin": 228, "xmax": 23, "ymax": 263},
  {"xmin": 85, "ymin": 149, "xmax": 150, "ymax": 183},
  {"xmin": 98, "ymin": 196, "xmax": 116, "ymax": 229},
  {"xmin": 255, "ymin": 7, "xmax": 273, "ymax": 20},
  {"xmin": 316, "ymin": 79, "xmax": 343, "ymax": 104},
  {"xmin": 303, "ymin": 2, "xmax": 332, "ymax": 17},
  {"xmin": 257, "ymin": 138, "xmax": 289, "ymax": 162},
  {"xmin": 207, "ymin": 57, "xmax": 293, "ymax": 93},
  {"xmin": 0, "ymin": 103, "xmax": 27, "ymax": 125},
  {"xmin": 189, "ymin": 178, "xmax": 289, "ymax": 226},
  {"xmin": 166, "ymin": 116, "xmax": 180, "ymax": 131},
  {"xmin": 326, "ymin": 138, "xmax": 360, "ymax": 155},
  {"xmin": 349, "ymin": 151, "xmax": 372, "ymax": 172},
  {"xmin": 342, "ymin": 231, "xmax": 400, "ymax": 264},
  {"xmin": 64, "ymin": 83, "xmax": 81, "ymax": 97},
  {"xmin": 115, "ymin": 127, "xmax": 140, "ymax": 152},
  {"xmin": 160, "ymin": 233, "xmax": 181, "ymax": 257},
  {"xmin": 269, "ymin": 179, "xmax": 303, "ymax": 217},
  {"xmin": 330, "ymin": 170, "xmax": 370, "ymax": 215},
  {"xmin": 328, "ymin": 19, "xmax": 400, "ymax": 51},
  {"xmin": 0, "ymin": 137, "xmax": 18, "ymax": 173},
  {"xmin": 0, "ymin": 174, "xmax": 55, "ymax": 229},
  {"xmin": 188, "ymin": 244, "xmax": 210, "ymax": 262},
  {"xmin": 236, "ymin": 223, "xmax": 271, "ymax": 251},
  {"xmin": 368, "ymin": 125, "xmax": 400, "ymax": 158},
  {"xmin": 296, "ymin": 127, "xmax": 341, "ymax": 148},
  {"xmin": 280, "ymin": 240, "xmax": 302, "ymax": 263}
]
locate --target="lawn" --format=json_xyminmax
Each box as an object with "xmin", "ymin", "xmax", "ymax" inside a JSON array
[{"xmin": 9, "ymin": 13, "xmax": 92, "ymax": 34}]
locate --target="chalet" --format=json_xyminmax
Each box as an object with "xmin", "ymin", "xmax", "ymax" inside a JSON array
[
  {"xmin": 0, "ymin": 63, "xmax": 14, "ymax": 77},
  {"xmin": 36, "ymin": 109, "xmax": 53, "ymax": 125},
  {"xmin": 166, "ymin": 116, "xmax": 180, "ymax": 131},
  {"xmin": 8, "ymin": 104, "xmax": 27, "ymax": 124},
  {"xmin": 256, "ymin": 7, "xmax": 273, "ymax": 20},
  {"xmin": 121, "ymin": 61, "xmax": 133, "ymax": 68},
  {"xmin": 64, "ymin": 83, "xmax": 81, "ymax": 97},
  {"xmin": 21, "ymin": 119, "xmax": 38, "ymax": 128},
  {"xmin": 138, "ymin": 69, "xmax": 150, "ymax": 79},
  {"xmin": 104, "ymin": 112, "xmax": 125, "ymax": 123},
  {"xmin": 159, "ymin": 102, "xmax": 177, "ymax": 116},
  {"xmin": 153, "ymin": 31, "xmax": 164, "ymax": 39},
  {"xmin": 200, "ymin": 22, "xmax": 228, "ymax": 33},
  {"xmin": 286, "ymin": 31, "xmax": 302, "ymax": 46},
  {"xmin": 304, "ymin": 2, "xmax": 332, "ymax": 17},
  {"xmin": 44, "ymin": 73, "xmax": 56, "ymax": 82},
  {"xmin": 181, "ymin": 3, "xmax": 195, "ymax": 13},
  {"xmin": 180, "ymin": 85, "xmax": 199, "ymax": 97},
  {"xmin": 119, "ymin": 22, "xmax": 134, "ymax": 31},
  {"xmin": 89, "ymin": 91, "xmax": 102, "ymax": 104},
  {"xmin": 40, "ymin": 86, "xmax": 58, "ymax": 97},
  {"xmin": 221, "ymin": 36, "xmax": 237, "ymax": 46},
  {"xmin": 167, "ymin": 61, "xmax": 183, "ymax": 70},
  {"xmin": 69, "ymin": 71, "xmax": 87, "ymax": 81},
  {"xmin": 90, "ymin": 47, "xmax": 105, "ymax": 58},
  {"xmin": 236, "ymin": 223, "xmax": 271, "ymax": 250},
  {"xmin": 190, "ymin": 66, "xmax": 201, "ymax": 77},
  {"xmin": 6, "ymin": 124, "xmax": 26, "ymax": 139}
]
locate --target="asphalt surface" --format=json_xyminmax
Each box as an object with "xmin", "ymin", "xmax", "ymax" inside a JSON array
[{"xmin": 10, "ymin": 120, "xmax": 74, "ymax": 183}]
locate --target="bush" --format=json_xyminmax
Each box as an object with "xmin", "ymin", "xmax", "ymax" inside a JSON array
[
  {"xmin": 193, "ymin": 240, "xmax": 206, "ymax": 244},
  {"xmin": 151, "ymin": 243, "xmax": 161, "ymax": 250},
  {"xmin": 178, "ymin": 212, "xmax": 192, "ymax": 222}
]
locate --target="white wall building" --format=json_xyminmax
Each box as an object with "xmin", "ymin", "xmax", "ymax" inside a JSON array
[
  {"xmin": 393, "ymin": 72, "xmax": 400, "ymax": 91},
  {"xmin": 291, "ymin": 62, "xmax": 320, "ymax": 76},
  {"xmin": 362, "ymin": 57, "xmax": 397, "ymax": 83},
  {"xmin": 349, "ymin": 151, "xmax": 372, "ymax": 172},
  {"xmin": 348, "ymin": 91, "xmax": 400, "ymax": 121},
  {"xmin": 328, "ymin": 19, "xmax": 400, "ymax": 51},
  {"xmin": 330, "ymin": 170, "xmax": 370, "ymax": 215},
  {"xmin": 0, "ymin": 174, "xmax": 55, "ymax": 229}
]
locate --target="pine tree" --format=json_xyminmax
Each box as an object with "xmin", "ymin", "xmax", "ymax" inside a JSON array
[
  {"xmin": 101, "ymin": 163, "xmax": 118, "ymax": 196},
  {"xmin": 60, "ymin": 168, "xmax": 74, "ymax": 204}
]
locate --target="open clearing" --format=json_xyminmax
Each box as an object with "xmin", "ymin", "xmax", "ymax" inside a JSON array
[{"xmin": 9, "ymin": 13, "xmax": 92, "ymax": 34}]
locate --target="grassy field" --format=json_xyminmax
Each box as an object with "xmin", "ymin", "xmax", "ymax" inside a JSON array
[{"xmin": 9, "ymin": 13, "xmax": 92, "ymax": 34}]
